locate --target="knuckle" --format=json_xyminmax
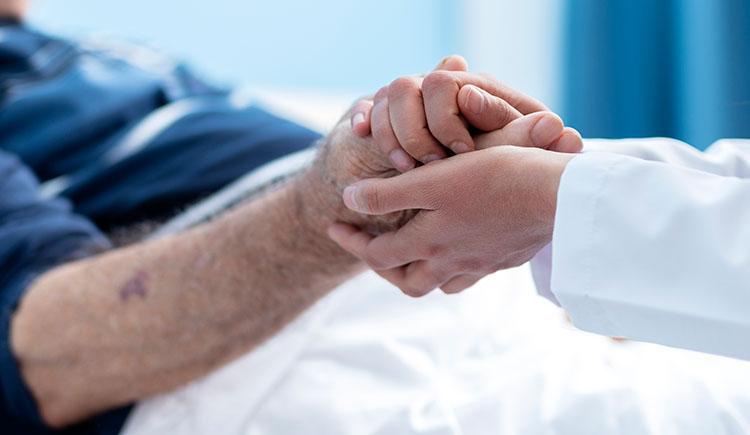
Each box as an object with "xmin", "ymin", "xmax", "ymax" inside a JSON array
[
  {"xmin": 422, "ymin": 70, "xmax": 455, "ymax": 94},
  {"xmin": 361, "ymin": 186, "xmax": 383, "ymax": 213},
  {"xmin": 374, "ymin": 85, "xmax": 389, "ymax": 102},
  {"xmin": 388, "ymin": 77, "xmax": 420, "ymax": 101},
  {"xmin": 428, "ymin": 122, "xmax": 460, "ymax": 144},
  {"xmin": 401, "ymin": 134, "xmax": 426, "ymax": 153}
]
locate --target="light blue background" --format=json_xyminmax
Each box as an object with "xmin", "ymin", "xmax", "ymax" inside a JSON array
[{"xmin": 29, "ymin": 0, "xmax": 460, "ymax": 93}]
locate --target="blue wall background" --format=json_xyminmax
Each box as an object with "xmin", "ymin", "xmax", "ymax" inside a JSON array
[
  {"xmin": 29, "ymin": 0, "xmax": 460, "ymax": 93},
  {"xmin": 563, "ymin": 0, "xmax": 750, "ymax": 149}
]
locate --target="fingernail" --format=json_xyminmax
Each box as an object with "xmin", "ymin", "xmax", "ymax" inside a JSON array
[
  {"xmin": 389, "ymin": 149, "xmax": 415, "ymax": 172},
  {"xmin": 450, "ymin": 141, "xmax": 470, "ymax": 153},
  {"xmin": 422, "ymin": 154, "xmax": 441, "ymax": 164},
  {"xmin": 351, "ymin": 112, "xmax": 365, "ymax": 129},
  {"xmin": 531, "ymin": 114, "xmax": 563, "ymax": 146},
  {"xmin": 464, "ymin": 85, "xmax": 485, "ymax": 115},
  {"xmin": 343, "ymin": 185, "xmax": 360, "ymax": 211}
]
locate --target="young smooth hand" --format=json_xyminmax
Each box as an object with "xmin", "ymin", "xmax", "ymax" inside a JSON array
[{"xmin": 328, "ymin": 146, "xmax": 574, "ymax": 297}]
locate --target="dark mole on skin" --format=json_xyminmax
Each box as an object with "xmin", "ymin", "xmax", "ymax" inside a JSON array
[{"xmin": 119, "ymin": 270, "xmax": 150, "ymax": 302}]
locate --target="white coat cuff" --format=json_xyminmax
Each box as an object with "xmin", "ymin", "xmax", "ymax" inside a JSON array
[{"xmin": 550, "ymin": 152, "xmax": 630, "ymax": 336}]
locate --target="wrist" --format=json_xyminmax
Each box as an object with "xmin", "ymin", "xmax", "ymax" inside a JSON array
[
  {"xmin": 489, "ymin": 146, "xmax": 573, "ymax": 246},
  {"xmin": 540, "ymin": 152, "xmax": 574, "ymax": 239},
  {"xmin": 286, "ymin": 169, "xmax": 366, "ymax": 267},
  {"xmin": 209, "ymin": 174, "xmax": 365, "ymax": 280},
  {"xmin": 293, "ymin": 158, "xmax": 349, "ymax": 237}
]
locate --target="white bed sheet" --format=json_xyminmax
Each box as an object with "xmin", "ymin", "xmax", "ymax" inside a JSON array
[{"xmin": 122, "ymin": 266, "xmax": 750, "ymax": 435}]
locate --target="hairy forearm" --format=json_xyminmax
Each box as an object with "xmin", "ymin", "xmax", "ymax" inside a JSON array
[{"xmin": 11, "ymin": 171, "xmax": 362, "ymax": 428}]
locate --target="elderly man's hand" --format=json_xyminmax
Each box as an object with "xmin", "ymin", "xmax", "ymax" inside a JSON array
[
  {"xmin": 349, "ymin": 57, "xmax": 582, "ymax": 171},
  {"xmin": 299, "ymin": 110, "xmax": 411, "ymax": 237},
  {"xmin": 328, "ymin": 146, "xmax": 574, "ymax": 296}
]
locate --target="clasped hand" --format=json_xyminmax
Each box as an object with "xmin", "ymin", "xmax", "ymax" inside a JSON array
[{"xmin": 328, "ymin": 56, "xmax": 580, "ymax": 296}]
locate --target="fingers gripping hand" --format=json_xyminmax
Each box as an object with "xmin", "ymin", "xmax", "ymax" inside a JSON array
[
  {"xmin": 328, "ymin": 148, "xmax": 572, "ymax": 297},
  {"xmin": 364, "ymin": 73, "xmax": 527, "ymax": 168},
  {"xmin": 349, "ymin": 58, "xmax": 569, "ymax": 171},
  {"xmin": 367, "ymin": 55, "xmax": 471, "ymax": 171},
  {"xmin": 459, "ymin": 85, "xmax": 583, "ymax": 153},
  {"xmin": 350, "ymin": 55, "xmax": 468, "ymax": 147},
  {"xmin": 328, "ymin": 221, "xmax": 479, "ymax": 297}
]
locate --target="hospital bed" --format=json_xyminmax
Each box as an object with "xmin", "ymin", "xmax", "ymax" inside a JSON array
[{"xmin": 121, "ymin": 92, "xmax": 750, "ymax": 435}]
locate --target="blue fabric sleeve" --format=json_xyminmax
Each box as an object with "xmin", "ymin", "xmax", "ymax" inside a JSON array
[{"xmin": 0, "ymin": 150, "xmax": 130, "ymax": 433}]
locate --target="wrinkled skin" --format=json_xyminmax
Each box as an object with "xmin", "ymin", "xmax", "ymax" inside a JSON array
[{"xmin": 307, "ymin": 111, "xmax": 416, "ymax": 235}]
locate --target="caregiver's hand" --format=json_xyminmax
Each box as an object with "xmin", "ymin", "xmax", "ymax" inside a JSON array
[
  {"xmin": 327, "ymin": 146, "xmax": 575, "ymax": 297},
  {"xmin": 350, "ymin": 57, "xmax": 582, "ymax": 171}
]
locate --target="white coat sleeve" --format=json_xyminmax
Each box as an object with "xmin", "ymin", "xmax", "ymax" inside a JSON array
[{"xmin": 531, "ymin": 138, "xmax": 750, "ymax": 359}]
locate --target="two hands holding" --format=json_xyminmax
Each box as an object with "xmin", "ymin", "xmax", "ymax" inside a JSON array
[{"xmin": 317, "ymin": 55, "xmax": 583, "ymax": 297}]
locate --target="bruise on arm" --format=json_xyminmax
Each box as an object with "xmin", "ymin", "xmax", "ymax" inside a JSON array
[{"xmin": 119, "ymin": 270, "xmax": 150, "ymax": 302}]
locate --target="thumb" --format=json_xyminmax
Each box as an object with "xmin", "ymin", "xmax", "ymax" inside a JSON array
[
  {"xmin": 342, "ymin": 173, "xmax": 437, "ymax": 215},
  {"xmin": 474, "ymin": 111, "xmax": 564, "ymax": 150},
  {"xmin": 457, "ymin": 84, "xmax": 523, "ymax": 132}
]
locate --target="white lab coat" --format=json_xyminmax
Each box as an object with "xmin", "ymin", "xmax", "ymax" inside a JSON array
[{"xmin": 533, "ymin": 138, "xmax": 750, "ymax": 360}]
